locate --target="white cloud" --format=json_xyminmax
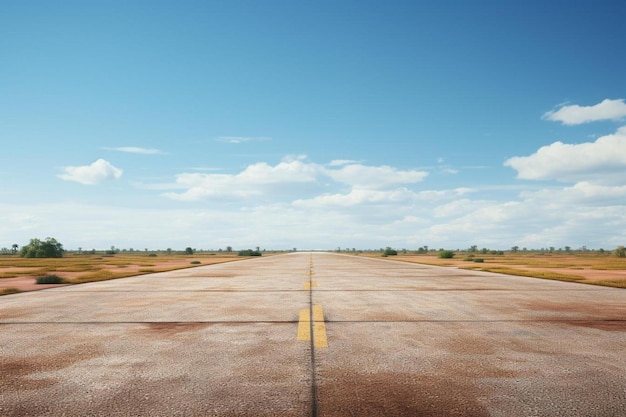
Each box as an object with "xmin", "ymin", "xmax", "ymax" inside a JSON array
[
  {"xmin": 162, "ymin": 157, "xmax": 428, "ymax": 201},
  {"xmin": 216, "ymin": 136, "xmax": 271, "ymax": 144},
  {"xmin": 293, "ymin": 188, "xmax": 417, "ymax": 208},
  {"xmin": 521, "ymin": 182, "xmax": 626, "ymax": 205},
  {"xmin": 102, "ymin": 146, "xmax": 165, "ymax": 155},
  {"xmin": 324, "ymin": 164, "xmax": 428, "ymax": 189},
  {"xmin": 58, "ymin": 159, "xmax": 123, "ymax": 185},
  {"xmin": 328, "ymin": 159, "xmax": 360, "ymax": 167},
  {"xmin": 543, "ymin": 98, "xmax": 626, "ymax": 125},
  {"xmin": 5, "ymin": 174, "xmax": 626, "ymax": 251},
  {"xmin": 504, "ymin": 127, "xmax": 626, "ymax": 184},
  {"xmin": 163, "ymin": 157, "xmax": 323, "ymax": 201}
]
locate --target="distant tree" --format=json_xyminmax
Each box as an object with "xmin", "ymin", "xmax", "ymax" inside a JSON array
[
  {"xmin": 383, "ymin": 247, "xmax": 398, "ymax": 256},
  {"xmin": 615, "ymin": 246, "xmax": 626, "ymax": 258},
  {"xmin": 20, "ymin": 237, "xmax": 64, "ymax": 258},
  {"xmin": 226, "ymin": 246, "xmax": 233, "ymax": 252},
  {"xmin": 185, "ymin": 247, "xmax": 194, "ymax": 255},
  {"xmin": 11, "ymin": 244, "xmax": 19, "ymax": 254},
  {"xmin": 511, "ymin": 246, "xmax": 519, "ymax": 253}
]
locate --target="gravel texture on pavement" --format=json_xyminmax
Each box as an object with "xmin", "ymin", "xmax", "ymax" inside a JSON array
[{"xmin": 1, "ymin": 252, "xmax": 625, "ymax": 416}]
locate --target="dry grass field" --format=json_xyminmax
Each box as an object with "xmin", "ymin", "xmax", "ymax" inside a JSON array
[
  {"xmin": 367, "ymin": 251, "xmax": 626, "ymax": 289},
  {"xmin": 0, "ymin": 252, "xmax": 252, "ymax": 295}
]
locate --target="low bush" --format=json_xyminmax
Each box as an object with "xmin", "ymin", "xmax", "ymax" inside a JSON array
[
  {"xmin": 36, "ymin": 274, "xmax": 65, "ymax": 284},
  {"xmin": 0, "ymin": 287, "xmax": 20, "ymax": 295},
  {"xmin": 238, "ymin": 249, "xmax": 262, "ymax": 256},
  {"xmin": 383, "ymin": 247, "xmax": 398, "ymax": 256},
  {"xmin": 438, "ymin": 250, "xmax": 455, "ymax": 259},
  {"xmin": 190, "ymin": 261, "xmax": 201, "ymax": 264},
  {"xmin": 473, "ymin": 258, "xmax": 484, "ymax": 263}
]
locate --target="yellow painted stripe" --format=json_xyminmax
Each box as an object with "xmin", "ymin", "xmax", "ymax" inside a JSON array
[
  {"xmin": 303, "ymin": 281, "xmax": 318, "ymax": 290},
  {"xmin": 312, "ymin": 305, "xmax": 328, "ymax": 348},
  {"xmin": 314, "ymin": 321, "xmax": 328, "ymax": 348},
  {"xmin": 312, "ymin": 305, "xmax": 324, "ymax": 322},
  {"xmin": 297, "ymin": 305, "xmax": 328, "ymax": 348},
  {"xmin": 297, "ymin": 309, "xmax": 310, "ymax": 340}
]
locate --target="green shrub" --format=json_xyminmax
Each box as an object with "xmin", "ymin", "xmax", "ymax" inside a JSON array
[
  {"xmin": 36, "ymin": 274, "xmax": 65, "ymax": 284},
  {"xmin": 148, "ymin": 253, "xmax": 158, "ymax": 257},
  {"xmin": 190, "ymin": 261, "xmax": 201, "ymax": 264},
  {"xmin": 438, "ymin": 250, "xmax": 455, "ymax": 259},
  {"xmin": 473, "ymin": 258, "xmax": 484, "ymax": 263},
  {"xmin": 238, "ymin": 249, "xmax": 262, "ymax": 256},
  {"xmin": 383, "ymin": 247, "xmax": 398, "ymax": 256}
]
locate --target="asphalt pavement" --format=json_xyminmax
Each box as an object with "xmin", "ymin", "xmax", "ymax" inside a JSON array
[{"xmin": 1, "ymin": 252, "xmax": 625, "ymax": 416}]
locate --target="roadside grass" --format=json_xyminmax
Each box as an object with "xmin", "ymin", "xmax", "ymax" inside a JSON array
[
  {"xmin": 468, "ymin": 266, "xmax": 586, "ymax": 282},
  {"xmin": 72, "ymin": 270, "xmax": 140, "ymax": 283},
  {"xmin": 0, "ymin": 268, "xmax": 51, "ymax": 279},
  {"xmin": 0, "ymin": 252, "xmax": 250, "ymax": 291},
  {"xmin": 593, "ymin": 279, "xmax": 626, "ymax": 289},
  {"xmin": 380, "ymin": 252, "xmax": 626, "ymax": 289}
]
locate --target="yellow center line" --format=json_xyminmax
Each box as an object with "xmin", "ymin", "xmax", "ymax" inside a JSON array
[
  {"xmin": 296, "ymin": 305, "xmax": 328, "ymax": 348},
  {"xmin": 298, "ymin": 257, "xmax": 327, "ymax": 348},
  {"xmin": 303, "ymin": 281, "xmax": 318, "ymax": 290},
  {"xmin": 297, "ymin": 309, "xmax": 310, "ymax": 340},
  {"xmin": 312, "ymin": 305, "xmax": 328, "ymax": 348}
]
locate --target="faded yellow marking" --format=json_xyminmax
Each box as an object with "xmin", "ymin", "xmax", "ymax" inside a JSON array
[
  {"xmin": 297, "ymin": 309, "xmax": 310, "ymax": 340},
  {"xmin": 303, "ymin": 281, "xmax": 318, "ymax": 290},
  {"xmin": 312, "ymin": 305, "xmax": 324, "ymax": 322},
  {"xmin": 312, "ymin": 305, "xmax": 328, "ymax": 348},
  {"xmin": 314, "ymin": 321, "xmax": 328, "ymax": 348},
  {"xmin": 296, "ymin": 305, "xmax": 328, "ymax": 348}
]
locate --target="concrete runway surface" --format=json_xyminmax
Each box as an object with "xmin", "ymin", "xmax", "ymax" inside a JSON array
[{"xmin": 1, "ymin": 252, "xmax": 625, "ymax": 416}]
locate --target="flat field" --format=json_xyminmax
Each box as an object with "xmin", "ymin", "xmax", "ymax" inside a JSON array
[
  {"xmin": 370, "ymin": 252, "xmax": 626, "ymax": 289},
  {"xmin": 0, "ymin": 252, "xmax": 250, "ymax": 294}
]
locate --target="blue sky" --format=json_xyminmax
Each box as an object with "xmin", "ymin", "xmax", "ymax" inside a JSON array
[{"xmin": 2, "ymin": 0, "xmax": 626, "ymax": 251}]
